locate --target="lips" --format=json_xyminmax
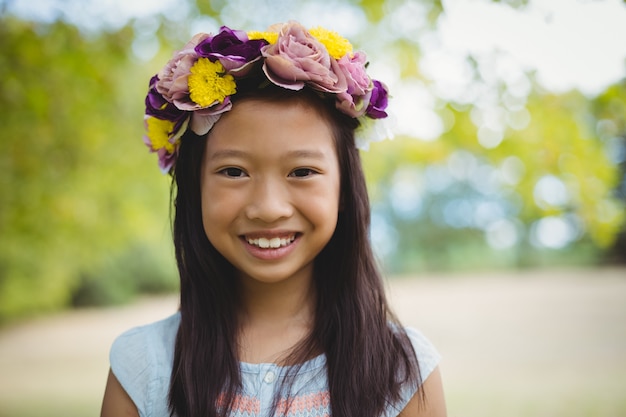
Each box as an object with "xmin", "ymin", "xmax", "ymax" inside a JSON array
[{"xmin": 240, "ymin": 232, "xmax": 300, "ymax": 261}]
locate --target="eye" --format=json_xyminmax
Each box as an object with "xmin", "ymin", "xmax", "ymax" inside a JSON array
[
  {"xmin": 219, "ymin": 167, "xmax": 247, "ymax": 178},
  {"xmin": 289, "ymin": 168, "xmax": 318, "ymax": 178}
]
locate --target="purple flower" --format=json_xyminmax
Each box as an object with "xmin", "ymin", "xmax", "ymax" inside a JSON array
[
  {"xmin": 145, "ymin": 75, "xmax": 187, "ymax": 122},
  {"xmin": 156, "ymin": 146, "xmax": 177, "ymax": 174},
  {"xmin": 156, "ymin": 33, "xmax": 210, "ymax": 111},
  {"xmin": 195, "ymin": 26, "xmax": 267, "ymax": 75},
  {"xmin": 365, "ymin": 79, "xmax": 389, "ymax": 119},
  {"xmin": 261, "ymin": 21, "xmax": 347, "ymax": 93}
]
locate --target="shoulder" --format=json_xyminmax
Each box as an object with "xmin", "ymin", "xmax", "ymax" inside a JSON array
[
  {"xmin": 109, "ymin": 312, "xmax": 180, "ymax": 415},
  {"xmin": 110, "ymin": 312, "xmax": 180, "ymax": 368},
  {"xmin": 390, "ymin": 324, "xmax": 441, "ymax": 382},
  {"xmin": 385, "ymin": 325, "xmax": 442, "ymax": 417},
  {"xmin": 404, "ymin": 326, "xmax": 441, "ymax": 383}
]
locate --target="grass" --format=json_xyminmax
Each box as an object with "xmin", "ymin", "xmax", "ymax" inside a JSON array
[{"xmin": 1, "ymin": 267, "xmax": 625, "ymax": 416}]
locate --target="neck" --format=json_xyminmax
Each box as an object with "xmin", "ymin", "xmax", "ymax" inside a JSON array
[
  {"xmin": 236, "ymin": 271, "xmax": 317, "ymax": 363},
  {"xmin": 237, "ymin": 273, "xmax": 316, "ymax": 325}
]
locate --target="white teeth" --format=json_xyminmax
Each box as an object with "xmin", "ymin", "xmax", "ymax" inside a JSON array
[
  {"xmin": 247, "ymin": 235, "xmax": 295, "ymax": 249},
  {"xmin": 269, "ymin": 237, "xmax": 281, "ymax": 247}
]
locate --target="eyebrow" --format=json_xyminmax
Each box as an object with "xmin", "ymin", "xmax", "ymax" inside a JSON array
[
  {"xmin": 208, "ymin": 149, "xmax": 248, "ymax": 161},
  {"xmin": 208, "ymin": 149, "xmax": 327, "ymax": 161},
  {"xmin": 284, "ymin": 149, "xmax": 327, "ymax": 159}
]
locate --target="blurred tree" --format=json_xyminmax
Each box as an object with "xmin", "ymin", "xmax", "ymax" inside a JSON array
[
  {"xmin": 350, "ymin": 0, "xmax": 625, "ymax": 271},
  {"xmin": 362, "ymin": 72, "xmax": 625, "ymax": 272},
  {"xmin": 0, "ymin": 17, "xmax": 176, "ymax": 321},
  {"xmin": 591, "ymin": 82, "xmax": 626, "ymax": 263}
]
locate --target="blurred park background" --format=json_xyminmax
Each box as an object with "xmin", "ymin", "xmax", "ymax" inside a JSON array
[{"xmin": 0, "ymin": 0, "xmax": 625, "ymax": 415}]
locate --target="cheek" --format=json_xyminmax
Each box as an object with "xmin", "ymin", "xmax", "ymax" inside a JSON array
[
  {"xmin": 298, "ymin": 181, "xmax": 341, "ymax": 230},
  {"xmin": 200, "ymin": 197, "xmax": 216, "ymax": 242},
  {"xmin": 200, "ymin": 184, "xmax": 234, "ymax": 240}
]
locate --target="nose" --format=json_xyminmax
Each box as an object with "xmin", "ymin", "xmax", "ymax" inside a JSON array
[{"xmin": 244, "ymin": 176, "xmax": 293, "ymax": 223}]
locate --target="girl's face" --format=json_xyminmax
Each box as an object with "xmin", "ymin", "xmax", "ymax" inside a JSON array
[{"xmin": 200, "ymin": 98, "xmax": 341, "ymax": 287}]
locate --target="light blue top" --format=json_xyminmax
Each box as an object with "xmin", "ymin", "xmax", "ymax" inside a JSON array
[{"xmin": 110, "ymin": 312, "xmax": 440, "ymax": 417}]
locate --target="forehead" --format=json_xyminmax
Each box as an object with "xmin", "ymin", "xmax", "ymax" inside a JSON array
[{"xmin": 205, "ymin": 98, "xmax": 338, "ymax": 161}]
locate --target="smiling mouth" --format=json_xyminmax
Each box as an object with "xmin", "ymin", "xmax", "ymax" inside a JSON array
[{"xmin": 245, "ymin": 234, "xmax": 297, "ymax": 249}]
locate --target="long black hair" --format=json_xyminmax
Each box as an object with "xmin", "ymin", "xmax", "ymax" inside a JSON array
[{"xmin": 169, "ymin": 85, "xmax": 421, "ymax": 417}]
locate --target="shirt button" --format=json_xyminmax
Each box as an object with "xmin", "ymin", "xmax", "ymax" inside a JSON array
[{"xmin": 263, "ymin": 371, "xmax": 276, "ymax": 384}]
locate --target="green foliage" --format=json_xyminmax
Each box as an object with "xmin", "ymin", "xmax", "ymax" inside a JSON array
[
  {"xmin": 71, "ymin": 244, "xmax": 178, "ymax": 307},
  {"xmin": 0, "ymin": 17, "xmax": 175, "ymax": 321},
  {"xmin": 506, "ymin": 90, "xmax": 624, "ymax": 248},
  {"xmin": 591, "ymin": 82, "xmax": 626, "ymax": 261},
  {"xmin": 363, "ymin": 80, "xmax": 625, "ymax": 272}
]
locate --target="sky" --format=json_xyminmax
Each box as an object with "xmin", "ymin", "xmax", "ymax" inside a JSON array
[
  {"xmin": 439, "ymin": 0, "xmax": 626, "ymax": 96},
  {"xmin": 384, "ymin": 0, "xmax": 626, "ymax": 140},
  {"xmin": 7, "ymin": 0, "xmax": 625, "ymax": 96}
]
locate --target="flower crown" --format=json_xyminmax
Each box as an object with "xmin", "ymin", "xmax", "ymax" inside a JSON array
[{"xmin": 143, "ymin": 21, "xmax": 391, "ymax": 173}]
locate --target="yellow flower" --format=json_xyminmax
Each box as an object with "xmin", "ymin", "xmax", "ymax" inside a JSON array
[
  {"xmin": 188, "ymin": 58, "xmax": 237, "ymax": 107},
  {"xmin": 309, "ymin": 27, "xmax": 353, "ymax": 59},
  {"xmin": 247, "ymin": 30, "xmax": 278, "ymax": 44},
  {"xmin": 145, "ymin": 117, "xmax": 176, "ymax": 153}
]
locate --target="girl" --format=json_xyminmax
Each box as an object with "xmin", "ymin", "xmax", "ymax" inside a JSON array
[{"xmin": 101, "ymin": 21, "xmax": 446, "ymax": 417}]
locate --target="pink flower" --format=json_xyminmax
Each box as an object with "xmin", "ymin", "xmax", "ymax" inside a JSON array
[
  {"xmin": 189, "ymin": 100, "xmax": 233, "ymax": 136},
  {"xmin": 338, "ymin": 52, "xmax": 370, "ymax": 96},
  {"xmin": 261, "ymin": 21, "xmax": 347, "ymax": 93},
  {"xmin": 335, "ymin": 51, "xmax": 373, "ymax": 117},
  {"xmin": 155, "ymin": 33, "xmax": 210, "ymax": 111}
]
